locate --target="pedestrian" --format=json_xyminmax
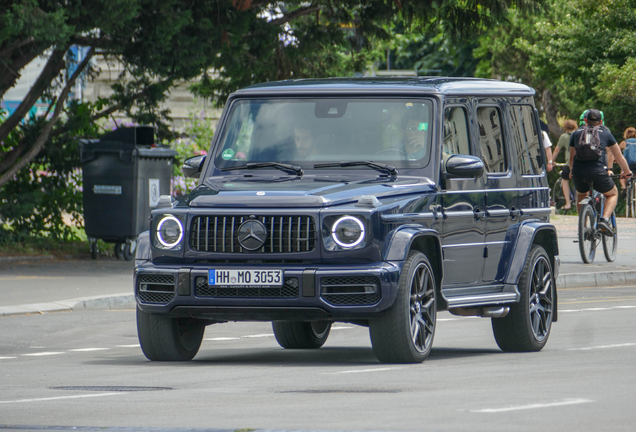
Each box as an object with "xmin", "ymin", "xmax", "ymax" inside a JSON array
[
  {"xmin": 569, "ymin": 109, "xmax": 633, "ymax": 235},
  {"xmin": 609, "ymin": 127, "xmax": 636, "ymax": 195},
  {"xmin": 540, "ymin": 121, "xmax": 554, "ymax": 172},
  {"xmin": 551, "ymin": 119, "xmax": 578, "ymax": 210}
]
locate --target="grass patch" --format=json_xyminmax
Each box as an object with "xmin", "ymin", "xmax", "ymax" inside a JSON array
[{"xmin": 0, "ymin": 237, "xmax": 110, "ymax": 259}]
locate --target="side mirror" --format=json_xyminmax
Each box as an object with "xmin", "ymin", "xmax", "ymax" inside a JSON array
[
  {"xmin": 182, "ymin": 155, "xmax": 206, "ymax": 179},
  {"xmin": 445, "ymin": 155, "xmax": 484, "ymax": 179}
]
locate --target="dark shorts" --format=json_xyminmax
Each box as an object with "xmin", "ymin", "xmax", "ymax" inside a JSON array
[
  {"xmin": 572, "ymin": 164, "xmax": 616, "ymax": 194},
  {"xmin": 560, "ymin": 165, "xmax": 570, "ymax": 180}
]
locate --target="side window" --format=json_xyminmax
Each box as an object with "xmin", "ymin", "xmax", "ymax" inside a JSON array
[
  {"xmin": 510, "ymin": 105, "xmax": 542, "ymax": 175},
  {"xmin": 443, "ymin": 107, "xmax": 471, "ymax": 161},
  {"xmin": 477, "ymin": 106, "xmax": 507, "ymax": 173}
]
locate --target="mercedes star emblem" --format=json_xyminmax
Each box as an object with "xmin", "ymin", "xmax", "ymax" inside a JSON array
[{"xmin": 237, "ymin": 220, "xmax": 267, "ymax": 250}]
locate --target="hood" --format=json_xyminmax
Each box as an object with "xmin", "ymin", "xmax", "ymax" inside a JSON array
[{"xmin": 187, "ymin": 175, "xmax": 436, "ymax": 208}]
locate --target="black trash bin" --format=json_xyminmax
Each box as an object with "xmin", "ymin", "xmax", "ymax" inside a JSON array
[{"xmin": 80, "ymin": 126, "xmax": 177, "ymax": 260}]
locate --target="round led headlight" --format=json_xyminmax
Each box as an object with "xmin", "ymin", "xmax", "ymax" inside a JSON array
[
  {"xmin": 331, "ymin": 216, "xmax": 365, "ymax": 248},
  {"xmin": 156, "ymin": 215, "xmax": 183, "ymax": 248}
]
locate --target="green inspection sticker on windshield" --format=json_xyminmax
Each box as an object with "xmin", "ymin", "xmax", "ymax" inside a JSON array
[
  {"xmin": 222, "ymin": 149, "xmax": 235, "ymax": 160},
  {"xmin": 419, "ymin": 123, "xmax": 428, "ymax": 131}
]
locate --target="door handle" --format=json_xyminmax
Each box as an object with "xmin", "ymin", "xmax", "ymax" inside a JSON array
[
  {"xmin": 431, "ymin": 204, "xmax": 445, "ymax": 220},
  {"xmin": 473, "ymin": 208, "xmax": 487, "ymax": 221},
  {"xmin": 510, "ymin": 208, "xmax": 521, "ymax": 219}
]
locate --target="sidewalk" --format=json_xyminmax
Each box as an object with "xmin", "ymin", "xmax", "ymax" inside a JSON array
[{"xmin": 0, "ymin": 215, "xmax": 634, "ymax": 317}]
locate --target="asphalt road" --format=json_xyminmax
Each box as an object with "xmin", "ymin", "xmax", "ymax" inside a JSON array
[{"xmin": 1, "ymin": 284, "xmax": 636, "ymax": 432}]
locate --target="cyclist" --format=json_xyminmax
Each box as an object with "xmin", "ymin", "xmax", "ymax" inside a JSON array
[{"xmin": 569, "ymin": 109, "xmax": 633, "ymax": 235}]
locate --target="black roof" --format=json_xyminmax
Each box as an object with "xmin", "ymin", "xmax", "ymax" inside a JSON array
[{"xmin": 232, "ymin": 77, "xmax": 535, "ymax": 98}]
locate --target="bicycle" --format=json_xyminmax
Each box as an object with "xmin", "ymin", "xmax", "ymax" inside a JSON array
[
  {"xmin": 552, "ymin": 162, "xmax": 575, "ymax": 214},
  {"xmin": 577, "ymin": 176, "xmax": 621, "ymax": 264},
  {"xmin": 625, "ymin": 177, "xmax": 636, "ymax": 218}
]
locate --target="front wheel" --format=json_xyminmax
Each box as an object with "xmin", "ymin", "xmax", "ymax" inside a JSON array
[
  {"xmin": 369, "ymin": 250, "xmax": 437, "ymax": 363},
  {"xmin": 602, "ymin": 211, "xmax": 618, "ymax": 262},
  {"xmin": 578, "ymin": 204, "xmax": 597, "ymax": 264},
  {"xmin": 137, "ymin": 308, "xmax": 205, "ymax": 361},
  {"xmin": 492, "ymin": 244, "xmax": 555, "ymax": 352},
  {"xmin": 552, "ymin": 179, "xmax": 566, "ymax": 214},
  {"xmin": 272, "ymin": 321, "xmax": 331, "ymax": 349}
]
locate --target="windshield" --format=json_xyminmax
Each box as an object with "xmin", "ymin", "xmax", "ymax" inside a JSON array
[{"xmin": 214, "ymin": 98, "xmax": 434, "ymax": 171}]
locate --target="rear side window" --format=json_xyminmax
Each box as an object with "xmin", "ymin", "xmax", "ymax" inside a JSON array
[
  {"xmin": 477, "ymin": 107, "xmax": 507, "ymax": 173},
  {"xmin": 443, "ymin": 107, "xmax": 471, "ymax": 158},
  {"xmin": 509, "ymin": 105, "xmax": 543, "ymax": 175}
]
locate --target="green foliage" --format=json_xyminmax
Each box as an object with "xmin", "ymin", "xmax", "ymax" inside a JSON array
[{"xmin": 169, "ymin": 111, "xmax": 215, "ymax": 196}]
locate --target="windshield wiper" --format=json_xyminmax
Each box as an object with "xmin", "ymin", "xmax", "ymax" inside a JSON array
[
  {"xmin": 222, "ymin": 162, "xmax": 303, "ymax": 176},
  {"xmin": 313, "ymin": 161, "xmax": 398, "ymax": 177}
]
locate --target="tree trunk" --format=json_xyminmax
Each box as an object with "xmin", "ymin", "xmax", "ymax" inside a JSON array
[{"xmin": 541, "ymin": 88, "xmax": 563, "ymax": 138}]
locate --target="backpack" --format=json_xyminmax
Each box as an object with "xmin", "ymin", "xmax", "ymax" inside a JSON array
[
  {"xmin": 624, "ymin": 138, "xmax": 636, "ymax": 166},
  {"xmin": 575, "ymin": 125, "xmax": 603, "ymax": 161}
]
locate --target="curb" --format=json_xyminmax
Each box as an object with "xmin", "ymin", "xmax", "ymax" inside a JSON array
[
  {"xmin": 557, "ymin": 270, "xmax": 636, "ymax": 289},
  {"xmin": 0, "ymin": 255, "xmax": 55, "ymax": 263},
  {"xmin": 0, "ymin": 293, "xmax": 135, "ymax": 317}
]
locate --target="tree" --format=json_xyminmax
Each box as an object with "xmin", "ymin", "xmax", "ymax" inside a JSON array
[{"xmin": 0, "ymin": 0, "xmax": 544, "ymax": 238}]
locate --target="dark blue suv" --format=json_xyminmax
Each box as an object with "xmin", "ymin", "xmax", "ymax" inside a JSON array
[{"xmin": 134, "ymin": 77, "xmax": 560, "ymax": 363}]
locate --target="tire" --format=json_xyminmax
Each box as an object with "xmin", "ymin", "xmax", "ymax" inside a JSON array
[
  {"xmin": 114, "ymin": 243, "xmax": 124, "ymax": 260},
  {"xmin": 272, "ymin": 321, "xmax": 331, "ymax": 349},
  {"xmin": 628, "ymin": 183, "xmax": 636, "ymax": 218},
  {"xmin": 123, "ymin": 240, "xmax": 135, "ymax": 261},
  {"xmin": 90, "ymin": 240, "xmax": 98, "ymax": 260},
  {"xmin": 492, "ymin": 245, "xmax": 555, "ymax": 352},
  {"xmin": 369, "ymin": 250, "xmax": 437, "ymax": 363},
  {"xmin": 602, "ymin": 211, "xmax": 618, "ymax": 262},
  {"xmin": 136, "ymin": 308, "xmax": 205, "ymax": 361},
  {"xmin": 578, "ymin": 204, "xmax": 597, "ymax": 264},
  {"xmin": 552, "ymin": 179, "xmax": 566, "ymax": 214}
]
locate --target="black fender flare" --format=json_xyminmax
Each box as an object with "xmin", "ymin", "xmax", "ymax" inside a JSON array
[{"xmin": 382, "ymin": 224, "xmax": 444, "ymax": 290}]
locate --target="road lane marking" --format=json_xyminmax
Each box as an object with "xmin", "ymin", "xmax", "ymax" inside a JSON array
[
  {"xmin": 21, "ymin": 352, "xmax": 64, "ymax": 357},
  {"xmin": 68, "ymin": 348, "xmax": 109, "ymax": 352},
  {"xmin": 568, "ymin": 343, "xmax": 636, "ymax": 351},
  {"xmin": 204, "ymin": 337, "xmax": 240, "ymax": 341},
  {"xmin": 322, "ymin": 367, "xmax": 405, "ymax": 375},
  {"xmin": 470, "ymin": 398, "xmax": 593, "ymax": 413},
  {"xmin": 242, "ymin": 333, "xmax": 274, "ymax": 338},
  {"xmin": 0, "ymin": 357, "xmax": 17, "ymax": 360},
  {"xmin": 116, "ymin": 344, "xmax": 140, "ymax": 348},
  {"xmin": 0, "ymin": 393, "xmax": 124, "ymax": 404},
  {"xmin": 331, "ymin": 326, "xmax": 354, "ymax": 330}
]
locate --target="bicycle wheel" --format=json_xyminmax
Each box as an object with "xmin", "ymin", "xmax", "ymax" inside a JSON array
[
  {"xmin": 552, "ymin": 179, "xmax": 566, "ymax": 214},
  {"xmin": 628, "ymin": 182, "xmax": 636, "ymax": 218},
  {"xmin": 578, "ymin": 204, "xmax": 597, "ymax": 263},
  {"xmin": 603, "ymin": 211, "xmax": 618, "ymax": 262}
]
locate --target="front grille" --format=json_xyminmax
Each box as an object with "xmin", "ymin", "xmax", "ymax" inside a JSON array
[
  {"xmin": 137, "ymin": 274, "xmax": 175, "ymax": 304},
  {"xmin": 321, "ymin": 276, "xmax": 381, "ymax": 306},
  {"xmin": 195, "ymin": 276, "xmax": 299, "ymax": 298},
  {"xmin": 190, "ymin": 215, "xmax": 316, "ymax": 253}
]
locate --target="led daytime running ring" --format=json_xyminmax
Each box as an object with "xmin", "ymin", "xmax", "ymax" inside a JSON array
[
  {"xmin": 157, "ymin": 215, "xmax": 183, "ymax": 248},
  {"xmin": 331, "ymin": 216, "xmax": 365, "ymax": 248}
]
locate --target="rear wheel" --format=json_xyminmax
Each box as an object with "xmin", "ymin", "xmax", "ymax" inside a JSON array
[
  {"xmin": 137, "ymin": 308, "xmax": 205, "ymax": 361},
  {"xmin": 602, "ymin": 211, "xmax": 618, "ymax": 262},
  {"xmin": 578, "ymin": 204, "xmax": 597, "ymax": 263},
  {"xmin": 272, "ymin": 321, "xmax": 331, "ymax": 349},
  {"xmin": 369, "ymin": 250, "xmax": 436, "ymax": 363},
  {"xmin": 492, "ymin": 245, "xmax": 554, "ymax": 352}
]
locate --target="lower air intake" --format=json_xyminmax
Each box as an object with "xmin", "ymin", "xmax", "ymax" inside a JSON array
[{"xmin": 321, "ymin": 276, "xmax": 381, "ymax": 306}]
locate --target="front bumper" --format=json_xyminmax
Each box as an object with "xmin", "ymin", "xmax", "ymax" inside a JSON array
[{"xmin": 135, "ymin": 261, "xmax": 402, "ymax": 321}]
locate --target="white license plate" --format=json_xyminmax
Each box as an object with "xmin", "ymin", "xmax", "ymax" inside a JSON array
[{"xmin": 208, "ymin": 269, "xmax": 283, "ymax": 287}]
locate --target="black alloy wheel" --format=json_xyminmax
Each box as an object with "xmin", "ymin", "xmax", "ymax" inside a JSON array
[
  {"xmin": 492, "ymin": 244, "xmax": 554, "ymax": 352},
  {"xmin": 369, "ymin": 250, "xmax": 437, "ymax": 363}
]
